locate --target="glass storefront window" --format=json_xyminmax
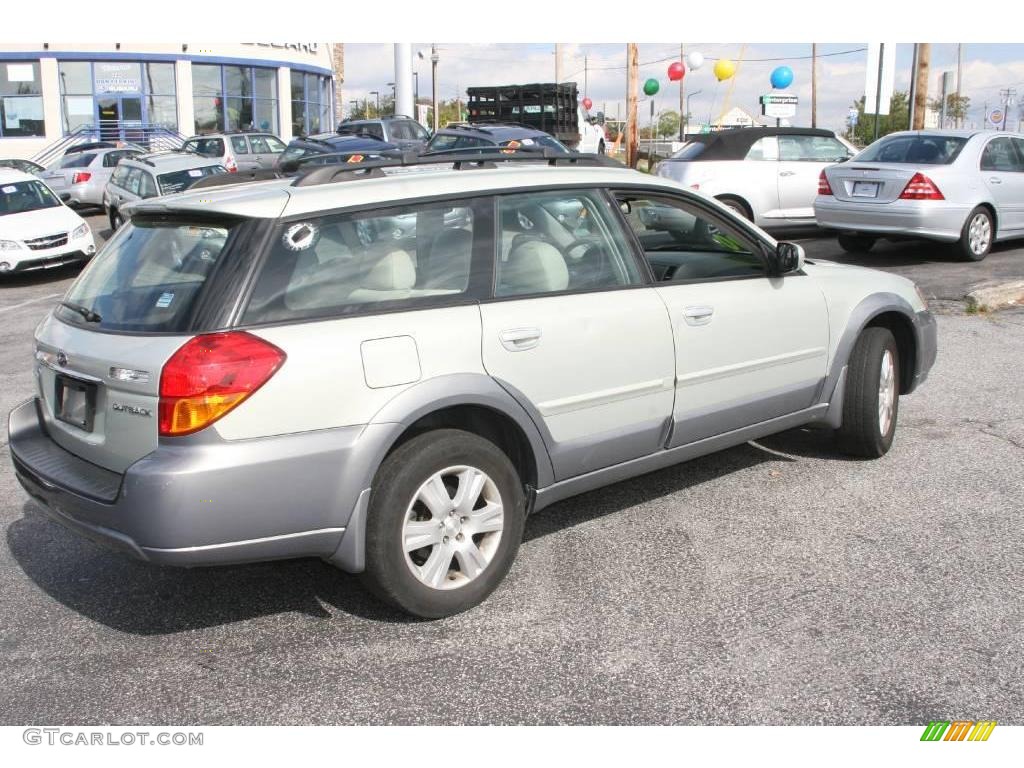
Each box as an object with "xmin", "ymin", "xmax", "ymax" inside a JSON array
[
  {"xmin": 59, "ymin": 60, "xmax": 178, "ymax": 134},
  {"xmin": 290, "ymin": 71, "xmax": 332, "ymax": 137},
  {"xmin": 1, "ymin": 61, "xmax": 45, "ymax": 137},
  {"xmin": 194, "ymin": 64, "xmax": 278, "ymax": 135}
]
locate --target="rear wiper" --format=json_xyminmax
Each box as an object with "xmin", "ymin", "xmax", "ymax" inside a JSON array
[{"xmin": 59, "ymin": 301, "xmax": 101, "ymax": 323}]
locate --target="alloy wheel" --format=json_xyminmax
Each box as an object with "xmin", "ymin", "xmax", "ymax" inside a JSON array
[
  {"xmin": 968, "ymin": 212, "xmax": 991, "ymax": 256},
  {"xmin": 878, "ymin": 349, "xmax": 897, "ymax": 435}
]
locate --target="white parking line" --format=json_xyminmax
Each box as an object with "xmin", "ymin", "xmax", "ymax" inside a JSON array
[{"xmin": 0, "ymin": 293, "xmax": 62, "ymax": 314}]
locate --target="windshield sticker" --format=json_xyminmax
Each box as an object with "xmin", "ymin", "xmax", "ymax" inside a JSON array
[
  {"xmin": 1, "ymin": 185, "xmax": 16, "ymax": 194},
  {"xmin": 188, "ymin": 169, "xmax": 203, "ymax": 178},
  {"xmin": 156, "ymin": 292, "xmax": 175, "ymax": 309},
  {"xmin": 282, "ymin": 222, "xmax": 319, "ymax": 251}
]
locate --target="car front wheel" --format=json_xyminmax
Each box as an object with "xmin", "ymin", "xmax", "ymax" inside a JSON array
[
  {"xmin": 361, "ymin": 429, "xmax": 525, "ymax": 618},
  {"xmin": 836, "ymin": 327, "xmax": 900, "ymax": 458},
  {"xmin": 109, "ymin": 209, "xmax": 122, "ymax": 231}
]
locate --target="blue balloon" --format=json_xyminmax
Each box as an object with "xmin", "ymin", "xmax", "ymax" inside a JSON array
[{"xmin": 770, "ymin": 66, "xmax": 794, "ymax": 89}]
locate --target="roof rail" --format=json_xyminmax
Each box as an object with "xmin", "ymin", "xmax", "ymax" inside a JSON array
[{"xmin": 290, "ymin": 148, "xmax": 621, "ymax": 188}]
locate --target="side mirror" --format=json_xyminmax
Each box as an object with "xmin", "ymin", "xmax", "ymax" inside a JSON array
[
  {"xmin": 774, "ymin": 242, "xmax": 805, "ymax": 275},
  {"xmin": 58, "ymin": 192, "xmax": 72, "ymax": 203}
]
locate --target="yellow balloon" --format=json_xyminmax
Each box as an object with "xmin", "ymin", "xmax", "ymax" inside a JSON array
[{"xmin": 714, "ymin": 59, "xmax": 737, "ymax": 82}]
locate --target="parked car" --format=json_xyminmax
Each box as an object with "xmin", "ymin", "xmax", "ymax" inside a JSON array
[
  {"xmin": 181, "ymin": 131, "xmax": 288, "ymax": 173},
  {"xmin": 0, "ymin": 158, "xmax": 45, "ymax": 175},
  {"xmin": 275, "ymin": 133, "xmax": 399, "ymax": 172},
  {"xmin": 424, "ymin": 123, "xmax": 572, "ymax": 154},
  {"xmin": 39, "ymin": 146, "xmax": 144, "ymax": 209},
  {"xmin": 9, "ymin": 151, "xmax": 936, "ymax": 618},
  {"xmin": 103, "ymin": 152, "xmax": 227, "ymax": 230},
  {"xmin": 655, "ymin": 127, "xmax": 857, "ymax": 228},
  {"xmin": 816, "ymin": 129, "xmax": 1024, "ymax": 261},
  {"xmin": 337, "ymin": 115, "xmax": 431, "ymax": 152},
  {"xmin": 0, "ymin": 168, "xmax": 96, "ymax": 274}
]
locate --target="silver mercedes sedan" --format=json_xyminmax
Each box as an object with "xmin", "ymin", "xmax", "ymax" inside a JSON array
[{"xmin": 814, "ymin": 130, "xmax": 1024, "ymax": 261}]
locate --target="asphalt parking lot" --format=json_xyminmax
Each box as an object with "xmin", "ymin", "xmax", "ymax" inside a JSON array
[{"xmin": 1, "ymin": 217, "xmax": 1022, "ymax": 725}]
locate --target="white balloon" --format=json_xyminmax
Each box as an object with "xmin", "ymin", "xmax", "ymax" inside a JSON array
[{"xmin": 686, "ymin": 51, "xmax": 705, "ymax": 71}]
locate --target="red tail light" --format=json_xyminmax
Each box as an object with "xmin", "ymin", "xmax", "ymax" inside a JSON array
[
  {"xmin": 159, "ymin": 332, "xmax": 286, "ymax": 436},
  {"xmin": 72, "ymin": 172, "xmax": 92, "ymax": 184},
  {"xmin": 899, "ymin": 172, "xmax": 944, "ymax": 200},
  {"xmin": 817, "ymin": 170, "xmax": 833, "ymax": 196},
  {"xmin": 225, "ymin": 156, "xmax": 238, "ymax": 173}
]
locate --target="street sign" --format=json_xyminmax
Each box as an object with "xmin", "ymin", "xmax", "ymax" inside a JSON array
[
  {"xmin": 864, "ymin": 43, "xmax": 897, "ymax": 115},
  {"xmin": 987, "ymin": 108, "xmax": 1005, "ymax": 128},
  {"xmin": 760, "ymin": 93, "xmax": 798, "ymax": 118},
  {"xmin": 848, "ymin": 107, "xmax": 859, "ymax": 127}
]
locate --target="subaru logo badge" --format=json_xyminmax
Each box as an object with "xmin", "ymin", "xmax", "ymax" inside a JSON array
[{"xmin": 56, "ymin": 350, "xmax": 68, "ymax": 367}]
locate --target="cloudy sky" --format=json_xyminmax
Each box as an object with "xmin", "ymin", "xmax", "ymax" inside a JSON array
[{"xmin": 341, "ymin": 43, "xmax": 1024, "ymax": 131}]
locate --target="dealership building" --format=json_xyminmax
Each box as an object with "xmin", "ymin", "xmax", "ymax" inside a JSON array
[{"xmin": 0, "ymin": 43, "xmax": 341, "ymax": 160}]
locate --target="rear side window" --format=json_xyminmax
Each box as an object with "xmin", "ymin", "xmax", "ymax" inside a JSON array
[
  {"xmin": 231, "ymin": 136, "xmax": 250, "ymax": 154},
  {"xmin": 103, "ymin": 150, "xmax": 138, "ymax": 168},
  {"xmin": 157, "ymin": 165, "xmax": 226, "ymax": 195},
  {"xmin": 980, "ymin": 138, "xmax": 1023, "ymax": 172},
  {"xmin": 856, "ymin": 135, "xmax": 967, "ymax": 165},
  {"xmin": 242, "ymin": 198, "xmax": 489, "ymax": 324},
  {"xmin": 669, "ymin": 141, "xmax": 707, "ymax": 161},
  {"xmin": 184, "ymin": 138, "xmax": 225, "ymax": 157},
  {"xmin": 57, "ymin": 219, "xmax": 236, "ymax": 332}
]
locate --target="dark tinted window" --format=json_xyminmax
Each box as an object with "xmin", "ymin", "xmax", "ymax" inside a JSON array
[
  {"xmin": 157, "ymin": 165, "xmax": 226, "ymax": 195},
  {"xmin": 669, "ymin": 141, "xmax": 707, "ymax": 161},
  {"xmin": 53, "ymin": 153, "xmax": 96, "ymax": 169},
  {"xmin": 980, "ymin": 138, "xmax": 1022, "ymax": 172},
  {"xmin": 231, "ymin": 135, "xmax": 249, "ymax": 154},
  {"xmin": 426, "ymin": 133, "xmax": 491, "ymax": 152},
  {"xmin": 183, "ymin": 137, "xmax": 225, "ymax": 157},
  {"xmin": 243, "ymin": 199, "xmax": 485, "ymax": 324},
  {"xmin": 856, "ymin": 135, "xmax": 967, "ymax": 165},
  {"xmin": 57, "ymin": 220, "xmax": 235, "ymax": 332},
  {"xmin": 616, "ymin": 193, "xmax": 765, "ymax": 282},
  {"xmin": 102, "ymin": 150, "xmax": 138, "ymax": 168}
]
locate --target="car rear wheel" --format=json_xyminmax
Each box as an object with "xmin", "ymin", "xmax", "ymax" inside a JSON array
[
  {"xmin": 836, "ymin": 327, "xmax": 900, "ymax": 458},
  {"xmin": 597, "ymin": 140, "xmax": 605, "ymax": 155},
  {"xmin": 109, "ymin": 209, "xmax": 122, "ymax": 231},
  {"xmin": 361, "ymin": 429, "xmax": 525, "ymax": 618},
  {"xmin": 837, "ymin": 233, "xmax": 877, "ymax": 253},
  {"xmin": 716, "ymin": 196, "xmax": 751, "ymax": 221},
  {"xmin": 956, "ymin": 207, "xmax": 993, "ymax": 262}
]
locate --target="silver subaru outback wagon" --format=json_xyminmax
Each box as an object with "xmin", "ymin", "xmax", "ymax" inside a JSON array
[{"xmin": 9, "ymin": 151, "xmax": 936, "ymax": 618}]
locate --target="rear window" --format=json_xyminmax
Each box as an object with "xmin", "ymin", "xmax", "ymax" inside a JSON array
[
  {"xmin": 855, "ymin": 135, "xmax": 967, "ymax": 165},
  {"xmin": 157, "ymin": 165, "xmax": 226, "ymax": 195},
  {"xmin": 52, "ymin": 153, "xmax": 96, "ymax": 169},
  {"xmin": 242, "ymin": 199, "xmax": 484, "ymax": 324},
  {"xmin": 57, "ymin": 219, "xmax": 236, "ymax": 332},
  {"xmin": 668, "ymin": 141, "xmax": 707, "ymax": 161}
]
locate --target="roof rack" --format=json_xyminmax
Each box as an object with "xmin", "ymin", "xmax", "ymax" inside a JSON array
[{"xmin": 290, "ymin": 148, "xmax": 620, "ymax": 188}]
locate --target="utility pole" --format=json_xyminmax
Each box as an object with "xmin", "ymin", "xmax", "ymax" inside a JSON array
[
  {"xmin": 431, "ymin": 44, "xmax": 439, "ymax": 132},
  {"xmin": 555, "ymin": 43, "xmax": 562, "ymax": 84},
  {"xmin": 908, "ymin": 44, "xmax": 919, "ymax": 130},
  {"xmin": 999, "ymin": 88, "xmax": 1017, "ymax": 130},
  {"xmin": 912, "ymin": 43, "xmax": 930, "ymax": 131},
  {"xmin": 626, "ymin": 43, "xmax": 639, "ymax": 169},
  {"xmin": 811, "ymin": 43, "xmax": 818, "ymax": 128},
  {"xmin": 872, "ymin": 44, "xmax": 885, "ymax": 141},
  {"xmin": 956, "ymin": 43, "xmax": 964, "ymax": 127},
  {"xmin": 584, "ymin": 55, "xmax": 588, "ymax": 97},
  {"xmin": 679, "ymin": 43, "xmax": 686, "ymax": 141}
]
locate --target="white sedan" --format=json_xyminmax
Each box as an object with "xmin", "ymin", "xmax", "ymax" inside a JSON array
[
  {"xmin": 655, "ymin": 127, "xmax": 857, "ymax": 229},
  {"xmin": 0, "ymin": 169, "xmax": 96, "ymax": 276}
]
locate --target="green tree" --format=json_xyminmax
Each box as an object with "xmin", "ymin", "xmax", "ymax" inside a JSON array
[
  {"xmin": 426, "ymin": 98, "xmax": 467, "ymax": 129},
  {"xmin": 656, "ymin": 110, "xmax": 681, "ymax": 139},
  {"xmin": 928, "ymin": 93, "xmax": 971, "ymax": 127},
  {"xmin": 846, "ymin": 90, "xmax": 910, "ymax": 146},
  {"xmin": 348, "ymin": 95, "xmax": 396, "ymax": 120}
]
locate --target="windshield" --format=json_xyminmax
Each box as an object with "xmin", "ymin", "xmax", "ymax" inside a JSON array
[
  {"xmin": 0, "ymin": 180, "xmax": 62, "ymax": 217},
  {"xmin": 855, "ymin": 135, "xmax": 967, "ymax": 165},
  {"xmin": 157, "ymin": 165, "xmax": 226, "ymax": 195},
  {"xmin": 57, "ymin": 219, "xmax": 236, "ymax": 332}
]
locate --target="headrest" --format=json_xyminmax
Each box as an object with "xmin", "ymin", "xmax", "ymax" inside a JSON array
[
  {"xmin": 500, "ymin": 238, "xmax": 567, "ymax": 295},
  {"xmin": 363, "ymin": 248, "xmax": 416, "ymax": 290}
]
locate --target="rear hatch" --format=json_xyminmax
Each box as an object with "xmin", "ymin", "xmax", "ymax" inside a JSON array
[
  {"xmin": 35, "ymin": 216, "xmax": 243, "ymax": 473},
  {"xmin": 40, "ymin": 153, "xmax": 97, "ymax": 192}
]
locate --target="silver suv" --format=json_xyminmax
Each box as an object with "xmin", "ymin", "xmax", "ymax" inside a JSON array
[
  {"xmin": 103, "ymin": 152, "xmax": 226, "ymax": 230},
  {"xmin": 9, "ymin": 151, "xmax": 936, "ymax": 618}
]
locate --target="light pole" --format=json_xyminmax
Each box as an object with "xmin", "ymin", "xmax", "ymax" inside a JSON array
[
  {"xmin": 370, "ymin": 91, "xmax": 380, "ymax": 117},
  {"xmin": 387, "ymin": 82, "xmax": 396, "ymax": 114},
  {"xmin": 413, "ymin": 72, "xmax": 419, "ymax": 112},
  {"xmin": 419, "ymin": 45, "xmax": 440, "ymax": 132},
  {"xmin": 684, "ymin": 89, "xmax": 702, "ymax": 138}
]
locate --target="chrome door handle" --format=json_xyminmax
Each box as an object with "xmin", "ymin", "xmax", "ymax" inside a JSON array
[
  {"xmin": 779, "ymin": 170, "xmax": 797, "ymax": 177},
  {"xmin": 499, "ymin": 327, "xmax": 542, "ymax": 351},
  {"xmin": 989, "ymin": 177, "xmax": 1003, "ymax": 184},
  {"xmin": 682, "ymin": 306, "xmax": 714, "ymax": 326}
]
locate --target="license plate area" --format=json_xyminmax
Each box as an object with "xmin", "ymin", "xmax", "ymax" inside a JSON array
[
  {"xmin": 852, "ymin": 181, "xmax": 880, "ymax": 198},
  {"xmin": 55, "ymin": 374, "xmax": 97, "ymax": 432}
]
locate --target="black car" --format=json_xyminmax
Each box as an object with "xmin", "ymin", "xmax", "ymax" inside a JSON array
[
  {"xmin": 336, "ymin": 115, "xmax": 431, "ymax": 152},
  {"xmin": 424, "ymin": 123, "xmax": 571, "ymax": 155},
  {"xmin": 275, "ymin": 133, "xmax": 400, "ymax": 172}
]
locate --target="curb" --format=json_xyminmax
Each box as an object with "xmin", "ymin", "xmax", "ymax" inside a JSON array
[{"xmin": 965, "ymin": 280, "xmax": 1024, "ymax": 312}]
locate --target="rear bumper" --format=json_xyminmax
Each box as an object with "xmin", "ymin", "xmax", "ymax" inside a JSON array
[
  {"xmin": 814, "ymin": 197, "xmax": 971, "ymax": 242},
  {"xmin": 8, "ymin": 398, "xmax": 374, "ymax": 568}
]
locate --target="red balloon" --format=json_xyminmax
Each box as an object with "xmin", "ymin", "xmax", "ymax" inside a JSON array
[
  {"xmin": 582, "ymin": 97, "xmax": 593, "ymax": 111},
  {"xmin": 668, "ymin": 61, "xmax": 685, "ymax": 81}
]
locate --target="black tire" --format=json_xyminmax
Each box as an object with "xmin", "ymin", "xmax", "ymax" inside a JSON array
[
  {"xmin": 361, "ymin": 429, "xmax": 526, "ymax": 618},
  {"xmin": 716, "ymin": 196, "xmax": 751, "ymax": 221},
  {"xmin": 955, "ymin": 206, "xmax": 993, "ymax": 262},
  {"xmin": 836, "ymin": 327, "xmax": 900, "ymax": 458},
  {"xmin": 837, "ymin": 233, "xmax": 877, "ymax": 253},
  {"xmin": 109, "ymin": 209, "xmax": 122, "ymax": 231},
  {"xmin": 597, "ymin": 140, "xmax": 605, "ymax": 155}
]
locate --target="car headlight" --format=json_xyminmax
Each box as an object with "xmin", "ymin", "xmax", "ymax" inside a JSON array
[
  {"xmin": 0, "ymin": 239, "xmax": 22, "ymax": 251},
  {"xmin": 72, "ymin": 223, "xmax": 89, "ymax": 239}
]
